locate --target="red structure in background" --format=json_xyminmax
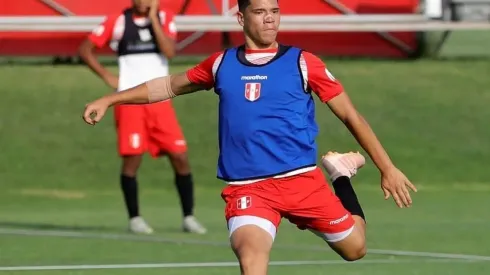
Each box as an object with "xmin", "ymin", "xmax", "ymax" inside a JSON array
[{"xmin": 0, "ymin": 0, "xmax": 420, "ymax": 58}]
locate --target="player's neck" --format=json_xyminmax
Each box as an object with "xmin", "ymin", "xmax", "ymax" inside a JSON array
[
  {"xmin": 131, "ymin": 8, "xmax": 149, "ymax": 18},
  {"xmin": 244, "ymin": 41, "xmax": 278, "ymax": 53}
]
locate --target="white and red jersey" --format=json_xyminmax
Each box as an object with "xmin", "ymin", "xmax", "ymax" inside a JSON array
[
  {"xmin": 186, "ymin": 47, "xmax": 344, "ymax": 184},
  {"xmin": 88, "ymin": 8, "xmax": 177, "ymax": 91}
]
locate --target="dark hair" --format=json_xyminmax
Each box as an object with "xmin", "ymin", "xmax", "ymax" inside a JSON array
[
  {"xmin": 238, "ymin": 0, "xmax": 278, "ymax": 12},
  {"xmin": 238, "ymin": 0, "xmax": 251, "ymax": 12}
]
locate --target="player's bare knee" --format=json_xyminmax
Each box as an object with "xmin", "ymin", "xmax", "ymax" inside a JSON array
[
  {"xmin": 168, "ymin": 152, "xmax": 191, "ymax": 174},
  {"xmin": 323, "ymin": 226, "xmax": 366, "ymax": 262},
  {"xmin": 337, "ymin": 235, "xmax": 366, "ymax": 261},
  {"xmin": 340, "ymin": 241, "xmax": 367, "ymax": 261},
  {"xmin": 121, "ymin": 155, "xmax": 143, "ymax": 177}
]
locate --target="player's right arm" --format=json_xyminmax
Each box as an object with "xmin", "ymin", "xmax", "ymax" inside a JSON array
[
  {"xmin": 78, "ymin": 16, "xmax": 119, "ymax": 89},
  {"xmin": 82, "ymin": 52, "xmax": 222, "ymax": 125}
]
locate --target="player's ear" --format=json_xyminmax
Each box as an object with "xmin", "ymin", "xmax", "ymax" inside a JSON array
[{"xmin": 237, "ymin": 11, "xmax": 245, "ymax": 27}]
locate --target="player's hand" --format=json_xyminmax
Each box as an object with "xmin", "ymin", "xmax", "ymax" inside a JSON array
[
  {"xmin": 103, "ymin": 74, "xmax": 119, "ymax": 90},
  {"xmin": 83, "ymin": 98, "xmax": 110, "ymax": 125},
  {"xmin": 149, "ymin": 0, "xmax": 159, "ymax": 20},
  {"xmin": 380, "ymin": 166, "xmax": 417, "ymax": 208}
]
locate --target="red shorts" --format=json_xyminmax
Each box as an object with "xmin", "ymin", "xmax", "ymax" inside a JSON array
[
  {"xmin": 221, "ymin": 168, "xmax": 354, "ymax": 235},
  {"xmin": 114, "ymin": 100, "xmax": 187, "ymax": 157}
]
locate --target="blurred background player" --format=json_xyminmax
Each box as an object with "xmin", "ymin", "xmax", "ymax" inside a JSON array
[{"xmin": 78, "ymin": 0, "xmax": 206, "ymax": 235}]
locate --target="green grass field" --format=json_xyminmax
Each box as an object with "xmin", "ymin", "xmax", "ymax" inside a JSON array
[{"xmin": 0, "ymin": 54, "xmax": 489, "ymax": 275}]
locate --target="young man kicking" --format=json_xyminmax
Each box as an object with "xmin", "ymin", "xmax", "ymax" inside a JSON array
[{"xmin": 82, "ymin": 0, "xmax": 417, "ymax": 273}]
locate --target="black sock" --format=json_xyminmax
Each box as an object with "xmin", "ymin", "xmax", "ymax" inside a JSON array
[
  {"xmin": 175, "ymin": 173, "xmax": 194, "ymax": 217},
  {"xmin": 120, "ymin": 174, "xmax": 139, "ymax": 219},
  {"xmin": 332, "ymin": 176, "xmax": 366, "ymax": 221}
]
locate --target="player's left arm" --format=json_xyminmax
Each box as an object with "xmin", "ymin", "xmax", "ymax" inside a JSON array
[
  {"xmin": 303, "ymin": 52, "xmax": 417, "ymax": 208},
  {"xmin": 149, "ymin": 1, "xmax": 177, "ymax": 59},
  {"xmin": 327, "ymin": 93, "xmax": 394, "ymax": 173}
]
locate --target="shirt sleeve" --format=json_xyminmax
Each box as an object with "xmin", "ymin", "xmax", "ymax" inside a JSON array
[
  {"xmin": 87, "ymin": 15, "xmax": 118, "ymax": 48},
  {"xmin": 185, "ymin": 51, "xmax": 224, "ymax": 90},
  {"xmin": 302, "ymin": 51, "xmax": 344, "ymax": 103},
  {"xmin": 159, "ymin": 10, "xmax": 177, "ymax": 40}
]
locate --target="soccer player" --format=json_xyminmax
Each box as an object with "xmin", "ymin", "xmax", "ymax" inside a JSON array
[
  {"xmin": 78, "ymin": 0, "xmax": 206, "ymax": 235},
  {"xmin": 82, "ymin": 0, "xmax": 417, "ymax": 273}
]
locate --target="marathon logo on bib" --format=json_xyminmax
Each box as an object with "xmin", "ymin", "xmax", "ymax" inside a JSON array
[
  {"xmin": 245, "ymin": 83, "xmax": 261, "ymax": 102},
  {"xmin": 237, "ymin": 196, "xmax": 252, "ymax": 210},
  {"xmin": 241, "ymin": 75, "xmax": 268, "ymax": 81}
]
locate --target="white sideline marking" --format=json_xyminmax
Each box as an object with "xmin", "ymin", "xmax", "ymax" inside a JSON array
[
  {"xmin": 369, "ymin": 249, "xmax": 490, "ymax": 261},
  {"xmin": 1, "ymin": 228, "xmax": 490, "ymax": 261},
  {"xmin": 0, "ymin": 259, "xmax": 474, "ymax": 271},
  {"xmin": 0, "ymin": 228, "xmax": 227, "ymax": 246}
]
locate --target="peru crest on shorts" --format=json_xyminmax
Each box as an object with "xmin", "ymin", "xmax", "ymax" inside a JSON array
[
  {"xmin": 237, "ymin": 196, "xmax": 252, "ymax": 210},
  {"xmin": 244, "ymin": 83, "xmax": 261, "ymax": 102}
]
